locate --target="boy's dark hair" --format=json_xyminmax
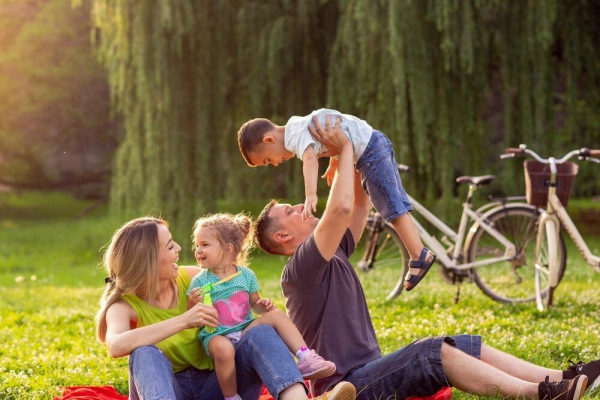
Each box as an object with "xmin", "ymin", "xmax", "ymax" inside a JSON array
[
  {"xmin": 253, "ymin": 199, "xmax": 283, "ymax": 255},
  {"xmin": 237, "ymin": 118, "xmax": 277, "ymax": 167}
]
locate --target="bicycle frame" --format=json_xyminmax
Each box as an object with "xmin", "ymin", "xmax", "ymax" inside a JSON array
[
  {"xmin": 404, "ymin": 186, "xmax": 517, "ymax": 271},
  {"xmin": 519, "ymin": 148, "xmax": 600, "ymax": 276},
  {"xmin": 543, "ymin": 191, "xmax": 600, "ymax": 274}
]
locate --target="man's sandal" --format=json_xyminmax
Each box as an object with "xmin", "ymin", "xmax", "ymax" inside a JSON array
[{"xmin": 403, "ymin": 247, "xmax": 436, "ymax": 291}]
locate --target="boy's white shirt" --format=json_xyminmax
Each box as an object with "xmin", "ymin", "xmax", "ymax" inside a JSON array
[{"xmin": 284, "ymin": 108, "xmax": 373, "ymax": 162}]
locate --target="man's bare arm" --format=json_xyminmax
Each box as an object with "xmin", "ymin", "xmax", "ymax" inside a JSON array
[
  {"xmin": 348, "ymin": 169, "xmax": 371, "ymax": 243},
  {"xmin": 310, "ymin": 116, "xmax": 354, "ymax": 261}
]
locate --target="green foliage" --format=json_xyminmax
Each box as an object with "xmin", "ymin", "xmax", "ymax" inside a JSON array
[
  {"xmin": 0, "ymin": 193, "xmax": 599, "ymax": 398},
  {"xmin": 91, "ymin": 0, "xmax": 600, "ymax": 244},
  {"xmin": 0, "ymin": 0, "xmax": 115, "ymax": 187}
]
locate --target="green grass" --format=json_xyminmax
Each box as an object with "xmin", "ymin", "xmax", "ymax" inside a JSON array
[{"xmin": 1, "ymin": 192, "xmax": 599, "ymax": 399}]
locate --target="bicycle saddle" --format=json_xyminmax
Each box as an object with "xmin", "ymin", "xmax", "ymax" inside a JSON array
[{"xmin": 456, "ymin": 175, "xmax": 496, "ymax": 186}]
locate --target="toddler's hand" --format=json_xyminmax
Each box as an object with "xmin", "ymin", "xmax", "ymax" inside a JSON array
[
  {"xmin": 321, "ymin": 158, "xmax": 338, "ymax": 186},
  {"xmin": 254, "ymin": 298, "xmax": 276, "ymax": 313},
  {"xmin": 188, "ymin": 287, "xmax": 204, "ymax": 305},
  {"xmin": 303, "ymin": 195, "xmax": 318, "ymax": 221}
]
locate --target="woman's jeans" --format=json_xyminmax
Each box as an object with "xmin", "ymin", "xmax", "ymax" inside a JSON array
[{"xmin": 128, "ymin": 325, "xmax": 305, "ymax": 400}]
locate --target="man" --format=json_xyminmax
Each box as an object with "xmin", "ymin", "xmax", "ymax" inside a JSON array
[{"xmin": 252, "ymin": 116, "xmax": 597, "ymax": 400}]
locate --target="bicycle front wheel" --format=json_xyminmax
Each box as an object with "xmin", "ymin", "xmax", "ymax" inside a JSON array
[
  {"xmin": 534, "ymin": 218, "xmax": 560, "ymax": 311},
  {"xmin": 467, "ymin": 205, "xmax": 566, "ymax": 304},
  {"xmin": 357, "ymin": 225, "xmax": 410, "ymax": 302}
]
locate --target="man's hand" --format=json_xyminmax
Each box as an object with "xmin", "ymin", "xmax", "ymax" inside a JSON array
[
  {"xmin": 252, "ymin": 298, "xmax": 276, "ymax": 314},
  {"xmin": 303, "ymin": 194, "xmax": 318, "ymax": 220},
  {"xmin": 322, "ymin": 158, "xmax": 338, "ymax": 186},
  {"xmin": 308, "ymin": 115, "xmax": 349, "ymax": 157}
]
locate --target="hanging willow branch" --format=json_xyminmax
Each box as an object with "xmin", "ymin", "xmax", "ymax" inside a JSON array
[{"xmin": 92, "ymin": 0, "xmax": 600, "ymax": 241}]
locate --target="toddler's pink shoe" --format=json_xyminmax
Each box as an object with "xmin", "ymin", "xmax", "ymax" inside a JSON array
[{"xmin": 297, "ymin": 350, "xmax": 336, "ymax": 380}]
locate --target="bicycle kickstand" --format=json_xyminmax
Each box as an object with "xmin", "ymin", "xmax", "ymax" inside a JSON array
[{"xmin": 453, "ymin": 275, "xmax": 462, "ymax": 304}]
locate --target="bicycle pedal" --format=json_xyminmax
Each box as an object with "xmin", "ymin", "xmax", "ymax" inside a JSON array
[{"xmin": 357, "ymin": 260, "xmax": 370, "ymax": 272}]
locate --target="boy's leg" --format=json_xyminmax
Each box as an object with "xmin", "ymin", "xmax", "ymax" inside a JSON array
[
  {"xmin": 389, "ymin": 213, "xmax": 424, "ymax": 260},
  {"xmin": 243, "ymin": 308, "xmax": 305, "ymax": 352},
  {"xmin": 355, "ymin": 130, "xmax": 433, "ymax": 289},
  {"xmin": 208, "ymin": 336, "xmax": 238, "ymax": 398}
]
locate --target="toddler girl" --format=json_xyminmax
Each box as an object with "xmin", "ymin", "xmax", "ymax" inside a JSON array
[{"xmin": 187, "ymin": 213, "xmax": 336, "ymax": 400}]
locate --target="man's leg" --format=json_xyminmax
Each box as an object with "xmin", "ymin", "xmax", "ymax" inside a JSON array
[
  {"xmin": 480, "ymin": 344, "xmax": 562, "ymax": 382},
  {"xmin": 343, "ymin": 336, "xmax": 475, "ymax": 399},
  {"xmin": 442, "ymin": 342, "xmax": 539, "ymax": 398}
]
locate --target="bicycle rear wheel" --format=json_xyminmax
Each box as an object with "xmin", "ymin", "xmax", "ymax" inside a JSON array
[
  {"xmin": 467, "ymin": 205, "xmax": 566, "ymax": 304},
  {"xmin": 357, "ymin": 225, "xmax": 410, "ymax": 302},
  {"xmin": 534, "ymin": 218, "xmax": 560, "ymax": 311}
]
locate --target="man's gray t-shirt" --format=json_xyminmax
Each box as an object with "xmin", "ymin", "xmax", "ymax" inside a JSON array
[{"xmin": 281, "ymin": 229, "xmax": 381, "ymax": 395}]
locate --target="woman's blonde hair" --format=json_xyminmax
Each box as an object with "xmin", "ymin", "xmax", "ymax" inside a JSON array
[
  {"xmin": 193, "ymin": 213, "xmax": 253, "ymax": 267},
  {"xmin": 95, "ymin": 217, "xmax": 168, "ymax": 343}
]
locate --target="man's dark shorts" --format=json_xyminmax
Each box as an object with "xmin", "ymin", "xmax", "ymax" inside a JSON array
[{"xmin": 344, "ymin": 334, "xmax": 482, "ymax": 399}]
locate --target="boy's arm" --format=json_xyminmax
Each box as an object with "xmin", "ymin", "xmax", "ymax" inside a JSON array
[
  {"xmin": 309, "ymin": 116, "xmax": 354, "ymax": 261},
  {"xmin": 322, "ymin": 158, "xmax": 338, "ymax": 186},
  {"xmin": 302, "ymin": 145, "xmax": 319, "ymax": 221}
]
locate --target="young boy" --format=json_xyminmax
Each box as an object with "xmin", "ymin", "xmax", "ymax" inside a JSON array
[{"xmin": 237, "ymin": 108, "xmax": 435, "ymax": 291}]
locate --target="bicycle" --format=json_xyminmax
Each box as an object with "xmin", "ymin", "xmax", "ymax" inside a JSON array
[
  {"xmin": 502, "ymin": 145, "xmax": 600, "ymax": 311},
  {"xmin": 356, "ymin": 164, "xmax": 567, "ymax": 304}
]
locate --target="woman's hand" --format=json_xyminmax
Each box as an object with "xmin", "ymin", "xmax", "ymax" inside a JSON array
[
  {"xmin": 308, "ymin": 115, "xmax": 349, "ymax": 157},
  {"xmin": 182, "ymin": 302, "xmax": 219, "ymax": 329}
]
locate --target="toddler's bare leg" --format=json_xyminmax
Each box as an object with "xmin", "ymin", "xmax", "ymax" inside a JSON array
[
  {"xmin": 243, "ymin": 309, "xmax": 306, "ymax": 353},
  {"xmin": 208, "ymin": 336, "xmax": 237, "ymax": 397}
]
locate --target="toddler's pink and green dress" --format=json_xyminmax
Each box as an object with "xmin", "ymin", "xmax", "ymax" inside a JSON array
[{"xmin": 186, "ymin": 266, "xmax": 259, "ymax": 357}]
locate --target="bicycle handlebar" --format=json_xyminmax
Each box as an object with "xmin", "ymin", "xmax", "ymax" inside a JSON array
[{"xmin": 500, "ymin": 144, "xmax": 600, "ymax": 164}]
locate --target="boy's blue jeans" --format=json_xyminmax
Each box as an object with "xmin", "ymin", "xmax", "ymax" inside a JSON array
[
  {"xmin": 128, "ymin": 325, "xmax": 306, "ymax": 400},
  {"xmin": 356, "ymin": 130, "xmax": 413, "ymax": 222}
]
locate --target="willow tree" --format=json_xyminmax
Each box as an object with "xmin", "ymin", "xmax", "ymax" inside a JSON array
[
  {"xmin": 92, "ymin": 0, "xmax": 600, "ymax": 241},
  {"xmin": 329, "ymin": 0, "xmax": 600, "ymax": 202},
  {"xmin": 92, "ymin": 0, "xmax": 337, "ymax": 240}
]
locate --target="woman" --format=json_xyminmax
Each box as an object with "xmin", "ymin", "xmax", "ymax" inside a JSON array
[{"xmin": 95, "ymin": 217, "xmax": 351, "ymax": 399}]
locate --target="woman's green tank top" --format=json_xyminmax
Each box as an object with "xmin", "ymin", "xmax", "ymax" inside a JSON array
[{"xmin": 121, "ymin": 268, "xmax": 213, "ymax": 373}]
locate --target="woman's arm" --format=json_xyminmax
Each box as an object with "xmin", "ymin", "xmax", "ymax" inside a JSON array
[{"xmin": 105, "ymin": 299, "xmax": 218, "ymax": 358}]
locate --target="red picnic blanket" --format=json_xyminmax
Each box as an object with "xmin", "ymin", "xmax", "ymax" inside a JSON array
[
  {"xmin": 53, "ymin": 386, "xmax": 128, "ymax": 400},
  {"xmin": 259, "ymin": 385, "xmax": 452, "ymax": 400},
  {"xmin": 56, "ymin": 384, "xmax": 452, "ymax": 399}
]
